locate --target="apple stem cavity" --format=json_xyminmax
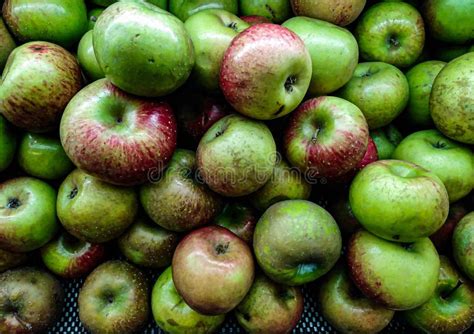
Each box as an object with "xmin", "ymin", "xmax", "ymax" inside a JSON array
[
  {"xmin": 227, "ymin": 22, "xmax": 238, "ymax": 31},
  {"xmin": 215, "ymin": 242, "xmax": 230, "ymax": 255},
  {"xmin": 441, "ymin": 280, "xmax": 463, "ymax": 300},
  {"xmin": 388, "ymin": 35, "xmax": 400, "ymax": 49},
  {"xmin": 285, "ymin": 75, "xmax": 297, "ymax": 93},
  {"xmin": 6, "ymin": 198, "xmax": 21, "ymax": 209},
  {"xmin": 432, "ymin": 141, "xmax": 447, "ymax": 149},
  {"xmin": 68, "ymin": 187, "xmax": 78, "ymax": 200}
]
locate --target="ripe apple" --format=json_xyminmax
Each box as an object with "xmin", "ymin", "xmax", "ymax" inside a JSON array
[
  {"xmin": 393, "ymin": 129, "xmax": 474, "ymax": 202},
  {"xmin": 87, "ymin": 8, "xmax": 104, "ymax": 30},
  {"xmin": 196, "ymin": 114, "xmax": 276, "ymax": 197},
  {"xmin": 94, "ymin": 1, "xmax": 194, "ymax": 97},
  {"xmin": 290, "ymin": 0, "xmax": 366, "ymax": 26},
  {"xmin": 240, "ymin": 0, "xmax": 291, "ymax": 23},
  {"xmin": 254, "ymin": 200, "xmax": 342, "ymax": 286},
  {"xmin": 452, "ymin": 212, "xmax": 474, "ymax": 280},
  {"xmin": 348, "ymin": 230, "xmax": 440, "ymax": 310},
  {"xmin": 317, "ymin": 263, "xmax": 394, "ymax": 333},
  {"xmin": 60, "ymin": 79, "xmax": 177, "ymax": 186},
  {"xmin": 151, "ymin": 267, "xmax": 226, "ymax": 334},
  {"xmin": 77, "ymin": 30, "xmax": 105, "ymax": 82},
  {"xmin": 430, "ymin": 52, "xmax": 474, "ymax": 144},
  {"xmin": 79, "ymin": 261, "xmax": 149, "ymax": 333},
  {"xmin": 338, "ymin": 62, "xmax": 409, "ymax": 129},
  {"xmin": 214, "ymin": 201, "xmax": 257, "ymax": 244},
  {"xmin": 0, "ymin": 115, "xmax": 15, "ymax": 172},
  {"xmin": 284, "ymin": 96, "xmax": 369, "ymax": 179},
  {"xmin": 172, "ymin": 226, "xmax": 255, "ymax": 315},
  {"xmin": 220, "ymin": 24, "xmax": 312, "ymax": 120},
  {"xmin": 0, "ymin": 18, "xmax": 15, "ymax": 70},
  {"xmin": 370, "ymin": 124, "xmax": 403, "ymax": 159},
  {"xmin": 282, "ymin": 17, "xmax": 358, "ymax": 96},
  {"xmin": 57, "ymin": 169, "xmax": 138, "ymax": 243},
  {"xmin": 169, "ymin": 0, "xmax": 238, "ymax": 21},
  {"xmin": 0, "ymin": 42, "xmax": 82, "ymax": 133},
  {"xmin": 0, "ymin": 248, "xmax": 27, "ymax": 272},
  {"xmin": 430, "ymin": 201, "xmax": 468, "ymax": 253},
  {"xmin": 240, "ymin": 15, "xmax": 271, "ymax": 25},
  {"xmin": 41, "ymin": 231, "xmax": 106, "ymax": 279},
  {"xmin": 235, "ymin": 274, "xmax": 304, "ymax": 333}
]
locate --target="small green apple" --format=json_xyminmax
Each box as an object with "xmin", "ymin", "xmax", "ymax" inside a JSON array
[
  {"xmin": 77, "ymin": 30, "xmax": 105, "ymax": 82},
  {"xmin": 369, "ymin": 124, "xmax": 403, "ymax": 159},
  {"xmin": 0, "ymin": 18, "xmax": 15, "ymax": 71},
  {"xmin": 87, "ymin": 8, "xmax": 104, "ymax": 30},
  {"xmin": 169, "ymin": 0, "xmax": 238, "ymax": 21},
  {"xmin": 240, "ymin": 0, "xmax": 292, "ymax": 23},
  {"xmin": 0, "ymin": 115, "xmax": 16, "ymax": 172},
  {"xmin": 452, "ymin": 212, "xmax": 474, "ymax": 280}
]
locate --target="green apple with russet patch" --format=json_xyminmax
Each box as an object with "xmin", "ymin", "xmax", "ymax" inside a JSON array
[
  {"xmin": 290, "ymin": 0, "xmax": 366, "ymax": 26},
  {"xmin": 0, "ymin": 18, "xmax": 15, "ymax": 71},
  {"xmin": 369, "ymin": 124, "xmax": 403, "ymax": 159},
  {"xmin": 452, "ymin": 212, "xmax": 474, "ymax": 280},
  {"xmin": 239, "ymin": 0, "xmax": 291, "ymax": 23},
  {"xmin": 0, "ymin": 115, "xmax": 16, "ymax": 172},
  {"xmin": 170, "ymin": 0, "xmax": 238, "ymax": 21},
  {"xmin": 77, "ymin": 30, "xmax": 105, "ymax": 82}
]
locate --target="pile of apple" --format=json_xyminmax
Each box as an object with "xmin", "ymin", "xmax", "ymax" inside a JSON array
[{"xmin": 0, "ymin": 0, "xmax": 473, "ymax": 333}]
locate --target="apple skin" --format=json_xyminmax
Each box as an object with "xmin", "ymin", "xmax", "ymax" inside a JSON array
[
  {"xmin": 240, "ymin": 0, "xmax": 292, "ymax": 23},
  {"xmin": 87, "ymin": 8, "xmax": 104, "ymax": 30},
  {"xmin": 0, "ymin": 115, "xmax": 16, "ymax": 172},
  {"xmin": 337, "ymin": 62, "xmax": 409, "ymax": 129},
  {"xmin": 0, "ymin": 42, "xmax": 82, "ymax": 133},
  {"xmin": 118, "ymin": 216, "xmax": 180, "ymax": 268},
  {"xmin": 348, "ymin": 230, "xmax": 440, "ymax": 310},
  {"xmin": 430, "ymin": 201, "xmax": 468, "ymax": 254},
  {"xmin": 369, "ymin": 124, "xmax": 403, "ymax": 159},
  {"xmin": 94, "ymin": 1, "xmax": 194, "ymax": 97},
  {"xmin": 41, "ymin": 231, "xmax": 106, "ymax": 279},
  {"xmin": 77, "ymin": 30, "xmax": 105, "ymax": 82},
  {"xmin": 60, "ymin": 79, "xmax": 177, "ymax": 186},
  {"xmin": 240, "ymin": 15, "xmax": 271, "ymax": 25},
  {"xmin": 235, "ymin": 273, "xmax": 304, "ymax": 333},
  {"xmin": 17, "ymin": 132, "xmax": 74, "ymax": 180},
  {"xmin": 328, "ymin": 189, "xmax": 361, "ymax": 237},
  {"xmin": 355, "ymin": 2, "xmax": 425, "ymax": 68},
  {"xmin": 220, "ymin": 24, "xmax": 312, "ymax": 120},
  {"xmin": 78, "ymin": 261, "xmax": 149, "ymax": 334},
  {"xmin": 0, "ymin": 177, "xmax": 58, "ymax": 252},
  {"xmin": 172, "ymin": 226, "xmax": 255, "ymax": 315},
  {"xmin": 317, "ymin": 263, "xmax": 394, "ymax": 334},
  {"xmin": 0, "ymin": 248, "xmax": 27, "ymax": 272},
  {"xmin": 0, "ymin": 18, "xmax": 15, "ymax": 71},
  {"xmin": 0, "ymin": 267, "xmax": 63, "ymax": 334},
  {"xmin": 349, "ymin": 160, "xmax": 449, "ymax": 242},
  {"xmin": 392, "ymin": 129, "xmax": 474, "ymax": 203},
  {"xmin": 57, "ymin": 169, "xmax": 138, "ymax": 243},
  {"xmin": 452, "ymin": 212, "xmax": 474, "ymax": 280},
  {"xmin": 282, "ymin": 17, "xmax": 358, "ymax": 96},
  {"xmin": 92, "ymin": 0, "xmax": 168, "ymax": 8},
  {"xmin": 169, "ymin": 0, "xmax": 238, "ymax": 21},
  {"xmin": 404, "ymin": 60, "xmax": 446, "ymax": 128},
  {"xmin": 151, "ymin": 266, "xmax": 226, "ymax": 334},
  {"xmin": 290, "ymin": 0, "xmax": 366, "ymax": 26},
  {"xmin": 430, "ymin": 52, "xmax": 474, "ymax": 144},
  {"xmin": 214, "ymin": 201, "xmax": 257, "ymax": 244},
  {"xmin": 196, "ymin": 114, "xmax": 276, "ymax": 197},
  {"xmin": 284, "ymin": 96, "xmax": 369, "ymax": 179},
  {"xmin": 254, "ymin": 200, "xmax": 342, "ymax": 286}
]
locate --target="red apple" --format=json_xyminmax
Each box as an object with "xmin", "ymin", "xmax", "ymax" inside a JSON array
[{"xmin": 240, "ymin": 15, "xmax": 272, "ymax": 25}]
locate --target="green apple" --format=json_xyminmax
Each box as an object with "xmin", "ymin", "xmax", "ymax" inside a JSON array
[
  {"xmin": 369, "ymin": 124, "xmax": 403, "ymax": 159},
  {"xmin": 254, "ymin": 200, "xmax": 342, "ymax": 286},
  {"xmin": 393, "ymin": 129, "xmax": 474, "ymax": 203},
  {"xmin": 404, "ymin": 60, "xmax": 446, "ymax": 128},
  {"xmin": 430, "ymin": 52, "xmax": 474, "ymax": 144},
  {"xmin": 184, "ymin": 9, "xmax": 249, "ymax": 92},
  {"xmin": 17, "ymin": 132, "xmax": 75, "ymax": 180},
  {"xmin": 91, "ymin": 0, "xmax": 168, "ymax": 9},
  {"xmin": 88, "ymin": 8, "xmax": 104, "ymax": 30},
  {"xmin": 240, "ymin": 0, "xmax": 291, "ymax": 23},
  {"xmin": 93, "ymin": 1, "xmax": 194, "ymax": 97},
  {"xmin": 338, "ymin": 62, "xmax": 409, "ymax": 129},
  {"xmin": 282, "ymin": 17, "xmax": 358, "ymax": 96},
  {"xmin": 348, "ymin": 230, "xmax": 440, "ymax": 310},
  {"xmin": 151, "ymin": 266, "xmax": 225, "ymax": 334},
  {"xmin": 350, "ymin": 160, "xmax": 449, "ymax": 242},
  {"xmin": 2, "ymin": 0, "xmax": 88, "ymax": 48},
  {"xmin": 0, "ymin": 248, "xmax": 27, "ymax": 272},
  {"xmin": 0, "ymin": 18, "xmax": 15, "ymax": 71},
  {"xmin": 355, "ymin": 2, "xmax": 425, "ymax": 68},
  {"xmin": 403, "ymin": 256, "xmax": 474, "ymax": 333},
  {"xmin": 290, "ymin": 0, "xmax": 366, "ymax": 26},
  {"xmin": 77, "ymin": 30, "xmax": 105, "ymax": 82},
  {"xmin": 169, "ymin": 0, "xmax": 238, "ymax": 21},
  {"xmin": 452, "ymin": 212, "xmax": 474, "ymax": 280},
  {"xmin": 433, "ymin": 43, "xmax": 470, "ymax": 62},
  {"xmin": 0, "ymin": 177, "xmax": 58, "ymax": 252},
  {"xmin": 0, "ymin": 115, "xmax": 16, "ymax": 172},
  {"xmin": 57, "ymin": 169, "xmax": 138, "ymax": 243}
]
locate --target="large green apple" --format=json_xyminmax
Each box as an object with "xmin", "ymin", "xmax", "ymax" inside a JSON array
[
  {"xmin": 452, "ymin": 212, "xmax": 474, "ymax": 280},
  {"xmin": 282, "ymin": 17, "xmax": 358, "ymax": 96},
  {"xmin": 369, "ymin": 124, "xmax": 403, "ymax": 159},
  {"xmin": 240, "ymin": 0, "xmax": 292, "ymax": 23},
  {"xmin": 0, "ymin": 115, "xmax": 15, "ymax": 172},
  {"xmin": 77, "ymin": 30, "xmax": 105, "ymax": 82},
  {"xmin": 430, "ymin": 52, "xmax": 474, "ymax": 144},
  {"xmin": 0, "ymin": 18, "xmax": 15, "ymax": 71},
  {"xmin": 169, "ymin": 0, "xmax": 238, "ymax": 21},
  {"xmin": 290, "ymin": 0, "xmax": 366, "ymax": 26},
  {"xmin": 93, "ymin": 1, "xmax": 194, "ymax": 97},
  {"xmin": 393, "ymin": 130, "xmax": 474, "ymax": 203},
  {"xmin": 350, "ymin": 160, "xmax": 449, "ymax": 242}
]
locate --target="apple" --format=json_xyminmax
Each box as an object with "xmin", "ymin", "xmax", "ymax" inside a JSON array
[
  {"xmin": 235, "ymin": 274, "xmax": 304, "ymax": 333},
  {"xmin": 214, "ymin": 201, "xmax": 257, "ymax": 244},
  {"xmin": 452, "ymin": 212, "xmax": 474, "ymax": 280},
  {"xmin": 0, "ymin": 42, "xmax": 82, "ymax": 133},
  {"xmin": 169, "ymin": 0, "xmax": 238, "ymax": 21},
  {"xmin": 328, "ymin": 188, "xmax": 361, "ymax": 237},
  {"xmin": 290, "ymin": 0, "xmax": 366, "ymax": 26},
  {"xmin": 172, "ymin": 226, "xmax": 255, "ymax": 315},
  {"xmin": 0, "ymin": 177, "xmax": 58, "ymax": 252},
  {"xmin": 57, "ymin": 169, "xmax": 138, "ymax": 243},
  {"xmin": 0, "ymin": 18, "xmax": 15, "ymax": 70},
  {"xmin": 78, "ymin": 261, "xmax": 149, "ymax": 333},
  {"xmin": 17, "ymin": 132, "xmax": 74, "ymax": 180},
  {"xmin": 348, "ymin": 230, "xmax": 440, "ymax": 310},
  {"xmin": 317, "ymin": 263, "xmax": 395, "ymax": 334},
  {"xmin": 254, "ymin": 200, "xmax": 342, "ymax": 286},
  {"xmin": 430, "ymin": 201, "xmax": 468, "ymax": 253},
  {"xmin": 77, "ymin": 30, "xmax": 105, "ymax": 82},
  {"xmin": 94, "ymin": 1, "xmax": 194, "ymax": 97},
  {"xmin": 393, "ymin": 129, "xmax": 474, "ymax": 203},
  {"xmin": 2, "ymin": 0, "xmax": 88, "ymax": 47},
  {"xmin": 87, "ymin": 8, "xmax": 104, "ymax": 30},
  {"xmin": 282, "ymin": 17, "xmax": 359, "ymax": 96},
  {"xmin": 430, "ymin": 52, "xmax": 474, "ymax": 144},
  {"xmin": 60, "ymin": 79, "xmax": 177, "ymax": 186},
  {"xmin": 151, "ymin": 266, "xmax": 226, "ymax": 333},
  {"xmin": 0, "ymin": 249, "xmax": 27, "ymax": 272},
  {"xmin": 92, "ymin": 0, "xmax": 168, "ymax": 8},
  {"xmin": 337, "ymin": 62, "xmax": 409, "ymax": 129},
  {"xmin": 41, "ymin": 231, "xmax": 106, "ymax": 279},
  {"xmin": 240, "ymin": 0, "xmax": 292, "ymax": 23},
  {"xmin": 404, "ymin": 60, "xmax": 446, "ymax": 128},
  {"xmin": 370, "ymin": 124, "xmax": 403, "ymax": 159},
  {"xmin": 240, "ymin": 15, "xmax": 271, "ymax": 25},
  {"xmin": 220, "ymin": 24, "xmax": 312, "ymax": 120},
  {"xmin": 118, "ymin": 216, "xmax": 180, "ymax": 268},
  {"xmin": 283, "ymin": 96, "xmax": 369, "ymax": 179},
  {"xmin": 0, "ymin": 115, "xmax": 15, "ymax": 172},
  {"xmin": 196, "ymin": 114, "xmax": 276, "ymax": 197}
]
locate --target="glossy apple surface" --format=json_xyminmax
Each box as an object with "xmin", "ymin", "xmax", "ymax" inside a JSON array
[{"xmin": 77, "ymin": 30, "xmax": 105, "ymax": 82}]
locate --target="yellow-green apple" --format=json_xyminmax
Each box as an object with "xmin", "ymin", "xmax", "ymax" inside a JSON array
[
  {"xmin": 290, "ymin": 0, "xmax": 366, "ymax": 26},
  {"xmin": 452, "ymin": 212, "xmax": 474, "ymax": 280},
  {"xmin": 220, "ymin": 24, "xmax": 312, "ymax": 120},
  {"xmin": 60, "ymin": 79, "xmax": 177, "ymax": 186},
  {"xmin": 0, "ymin": 115, "xmax": 15, "ymax": 172},
  {"xmin": 170, "ymin": 0, "xmax": 238, "ymax": 21},
  {"xmin": 172, "ymin": 226, "xmax": 255, "ymax": 315},
  {"xmin": 369, "ymin": 124, "xmax": 403, "ymax": 159},
  {"xmin": 239, "ymin": 0, "xmax": 291, "ymax": 23},
  {"xmin": 77, "ymin": 30, "xmax": 105, "ymax": 82},
  {"xmin": 0, "ymin": 18, "xmax": 15, "ymax": 70},
  {"xmin": 214, "ymin": 201, "xmax": 257, "ymax": 244},
  {"xmin": 0, "ymin": 248, "xmax": 27, "ymax": 272},
  {"xmin": 430, "ymin": 201, "xmax": 468, "ymax": 254},
  {"xmin": 240, "ymin": 15, "xmax": 271, "ymax": 25}
]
